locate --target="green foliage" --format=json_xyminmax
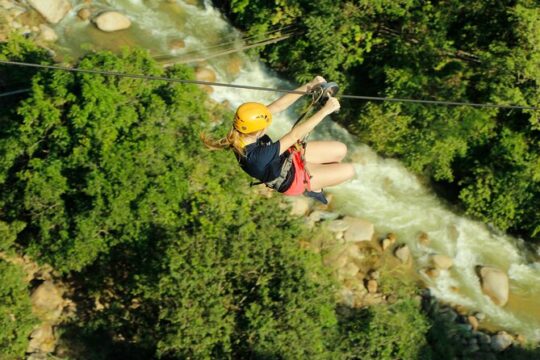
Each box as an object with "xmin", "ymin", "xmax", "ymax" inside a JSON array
[
  {"xmin": 0, "ymin": 260, "xmax": 38, "ymax": 359},
  {"xmin": 0, "ymin": 220, "xmax": 25, "ymax": 253},
  {"xmin": 0, "ymin": 38, "xmax": 343, "ymax": 358}
]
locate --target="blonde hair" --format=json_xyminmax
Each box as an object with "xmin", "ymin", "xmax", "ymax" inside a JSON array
[{"xmin": 201, "ymin": 127, "xmax": 248, "ymax": 157}]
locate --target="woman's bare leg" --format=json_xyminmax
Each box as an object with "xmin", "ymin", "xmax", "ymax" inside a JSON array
[
  {"xmin": 304, "ymin": 141, "xmax": 347, "ymax": 164},
  {"xmin": 306, "ymin": 162, "xmax": 356, "ymax": 191}
]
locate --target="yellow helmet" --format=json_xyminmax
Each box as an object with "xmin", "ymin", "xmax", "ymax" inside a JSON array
[{"xmin": 233, "ymin": 102, "xmax": 272, "ymax": 134}]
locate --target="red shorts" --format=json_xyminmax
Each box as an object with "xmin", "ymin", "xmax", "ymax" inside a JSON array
[{"xmin": 282, "ymin": 149, "xmax": 311, "ymax": 196}]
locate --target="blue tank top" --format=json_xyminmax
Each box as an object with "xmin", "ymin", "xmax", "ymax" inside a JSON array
[{"xmin": 237, "ymin": 135, "xmax": 294, "ymax": 191}]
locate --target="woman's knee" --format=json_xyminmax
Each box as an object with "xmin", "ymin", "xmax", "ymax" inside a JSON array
[
  {"xmin": 326, "ymin": 141, "xmax": 347, "ymax": 162},
  {"xmin": 343, "ymin": 163, "xmax": 356, "ymax": 180},
  {"xmin": 335, "ymin": 142, "xmax": 348, "ymax": 161}
]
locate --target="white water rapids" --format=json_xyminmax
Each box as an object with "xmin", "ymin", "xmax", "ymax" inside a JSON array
[{"xmin": 50, "ymin": 0, "xmax": 540, "ymax": 341}]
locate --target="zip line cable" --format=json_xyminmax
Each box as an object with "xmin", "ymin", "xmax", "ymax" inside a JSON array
[
  {"xmin": 0, "ymin": 88, "xmax": 31, "ymax": 97},
  {"xmin": 0, "ymin": 59, "xmax": 538, "ymax": 111}
]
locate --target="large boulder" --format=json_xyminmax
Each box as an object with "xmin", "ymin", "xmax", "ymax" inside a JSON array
[
  {"xmin": 28, "ymin": 0, "xmax": 71, "ymax": 24},
  {"xmin": 478, "ymin": 266, "xmax": 509, "ymax": 306},
  {"xmin": 28, "ymin": 323, "xmax": 56, "ymax": 353},
  {"xmin": 343, "ymin": 217, "xmax": 374, "ymax": 242},
  {"xmin": 93, "ymin": 11, "xmax": 131, "ymax": 32},
  {"xmin": 491, "ymin": 331, "xmax": 513, "ymax": 352},
  {"xmin": 31, "ymin": 281, "xmax": 64, "ymax": 322}
]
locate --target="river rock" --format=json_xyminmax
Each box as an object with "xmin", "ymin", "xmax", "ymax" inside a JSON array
[
  {"xmin": 226, "ymin": 56, "xmax": 243, "ymax": 77},
  {"xmin": 431, "ymin": 254, "xmax": 453, "ymax": 270},
  {"xmin": 28, "ymin": 323, "xmax": 56, "ymax": 353},
  {"xmin": 425, "ymin": 267, "xmax": 440, "ymax": 278},
  {"xmin": 339, "ymin": 262, "xmax": 359, "ymax": 278},
  {"xmin": 325, "ymin": 253, "xmax": 348, "ymax": 270},
  {"xmin": 37, "ymin": 24, "xmax": 58, "ymax": 42},
  {"xmin": 319, "ymin": 211, "xmax": 340, "ymax": 221},
  {"xmin": 93, "ymin": 11, "xmax": 132, "ymax": 32},
  {"xmin": 474, "ymin": 312, "xmax": 486, "ymax": 321},
  {"xmin": 308, "ymin": 210, "xmax": 323, "ymax": 223},
  {"xmin": 326, "ymin": 219, "xmax": 349, "ymax": 233},
  {"xmin": 344, "ymin": 243, "xmax": 363, "ymax": 261},
  {"xmin": 514, "ymin": 334, "xmax": 526, "ymax": 345},
  {"xmin": 339, "ymin": 288, "xmax": 355, "ymax": 308},
  {"xmin": 343, "ymin": 217, "xmax": 374, "ymax": 242},
  {"xmin": 360, "ymin": 293, "xmax": 384, "ymax": 307},
  {"xmin": 418, "ymin": 231, "xmax": 430, "ymax": 245},
  {"xmin": 77, "ymin": 8, "xmax": 91, "ymax": 21},
  {"xmin": 491, "ymin": 331, "xmax": 513, "ymax": 352},
  {"xmin": 464, "ymin": 342, "xmax": 480, "ymax": 355},
  {"xmin": 366, "ymin": 279, "xmax": 378, "ymax": 293},
  {"xmin": 367, "ymin": 269, "xmax": 380, "ymax": 280},
  {"xmin": 468, "ymin": 315, "xmax": 479, "ymax": 331},
  {"xmin": 31, "ymin": 281, "xmax": 64, "ymax": 322},
  {"xmin": 0, "ymin": 0, "xmax": 14, "ymax": 10},
  {"xmin": 28, "ymin": 0, "xmax": 71, "ymax": 24},
  {"xmin": 169, "ymin": 38, "xmax": 186, "ymax": 51},
  {"xmin": 379, "ymin": 240, "xmax": 389, "ymax": 252},
  {"xmin": 477, "ymin": 332, "xmax": 491, "ymax": 345},
  {"xmin": 478, "ymin": 266, "xmax": 509, "ymax": 306},
  {"xmin": 195, "ymin": 66, "xmax": 217, "ymax": 82},
  {"xmin": 289, "ymin": 197, "xmax": 310, "ymax": 216},
  {"xmin": 394, "ymin": 244, "xmax": 410, "ymax": 264}
]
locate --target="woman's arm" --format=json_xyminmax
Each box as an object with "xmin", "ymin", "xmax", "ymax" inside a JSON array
[
  {"xmin": 278, "ymin": 97, "xmax": 340, "ymax": 154},
  {"xmin": 267, "ymin": 76, "xmax": 326, "ymax": 114}
]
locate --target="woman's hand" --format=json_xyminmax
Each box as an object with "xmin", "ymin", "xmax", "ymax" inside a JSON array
[
  {"xmin": 322, "ymin": 96, "xmax": 340, "ymax": 115},
  {"xmin": 307, "ymin": 76, "xmax": 326, "ymax": 92}
]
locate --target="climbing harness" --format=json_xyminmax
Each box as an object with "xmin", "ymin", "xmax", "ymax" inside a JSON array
[{"xmin": 292, "ymin": 81, "xmax": 340, "ymax": 128}]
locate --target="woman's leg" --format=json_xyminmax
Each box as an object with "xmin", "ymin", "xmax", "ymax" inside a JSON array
[
  {"xmin": 306, "ymin": 162, "xmax": 356, "ymax": 191},
  {"xmin": 304, "ymin": 141, "xmax": 347, "ymax": 164}
]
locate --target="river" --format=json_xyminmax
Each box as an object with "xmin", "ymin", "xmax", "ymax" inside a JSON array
[{"xmin": 51, "ymin": 0, "xmax": 540, "ymax": 341}]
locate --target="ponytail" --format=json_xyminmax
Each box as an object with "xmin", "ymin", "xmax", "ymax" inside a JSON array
[{"xmin": 201, "ymin": 127, "xmax": 247, "ymax": 157}]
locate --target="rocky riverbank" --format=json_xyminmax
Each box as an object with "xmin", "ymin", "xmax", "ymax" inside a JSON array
[
  {"xmin": 285, "ymin": 193, "xmax": 533, "ymax": 357},
  {"xmin": 0, "ymin": 0, "xmax": 134, "ymax": 44},
  {"xmin": 0, "ymin": 252, "xmax": 74, "ymax": 360}
]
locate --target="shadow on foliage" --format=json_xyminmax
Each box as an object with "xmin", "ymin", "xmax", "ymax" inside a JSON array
[
  {"xmin": 419, "ymin": 294, "xmax": 540, "ymax": 360},
  {"xmin": 59, "ymin": 224, "xmax": 170, "ymax": 359}
]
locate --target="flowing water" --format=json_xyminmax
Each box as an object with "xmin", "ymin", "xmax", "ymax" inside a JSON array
[{"xmin": 50, "ymin": 0, "xmax": 540, "ymax": 341}]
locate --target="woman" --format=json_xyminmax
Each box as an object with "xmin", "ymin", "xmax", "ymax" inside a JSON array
[{"xmin": 202, "ymin": 76, "xmax": 356, "ymax": 204}]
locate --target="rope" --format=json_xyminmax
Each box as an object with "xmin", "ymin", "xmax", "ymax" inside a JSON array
[
  {"xmin": 0, "ymin": 59, "xmax": 538, "ymax": 111},
  {"xmin": 156, "ymin": 25, "xmax": 299, "ymax": 58}
]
